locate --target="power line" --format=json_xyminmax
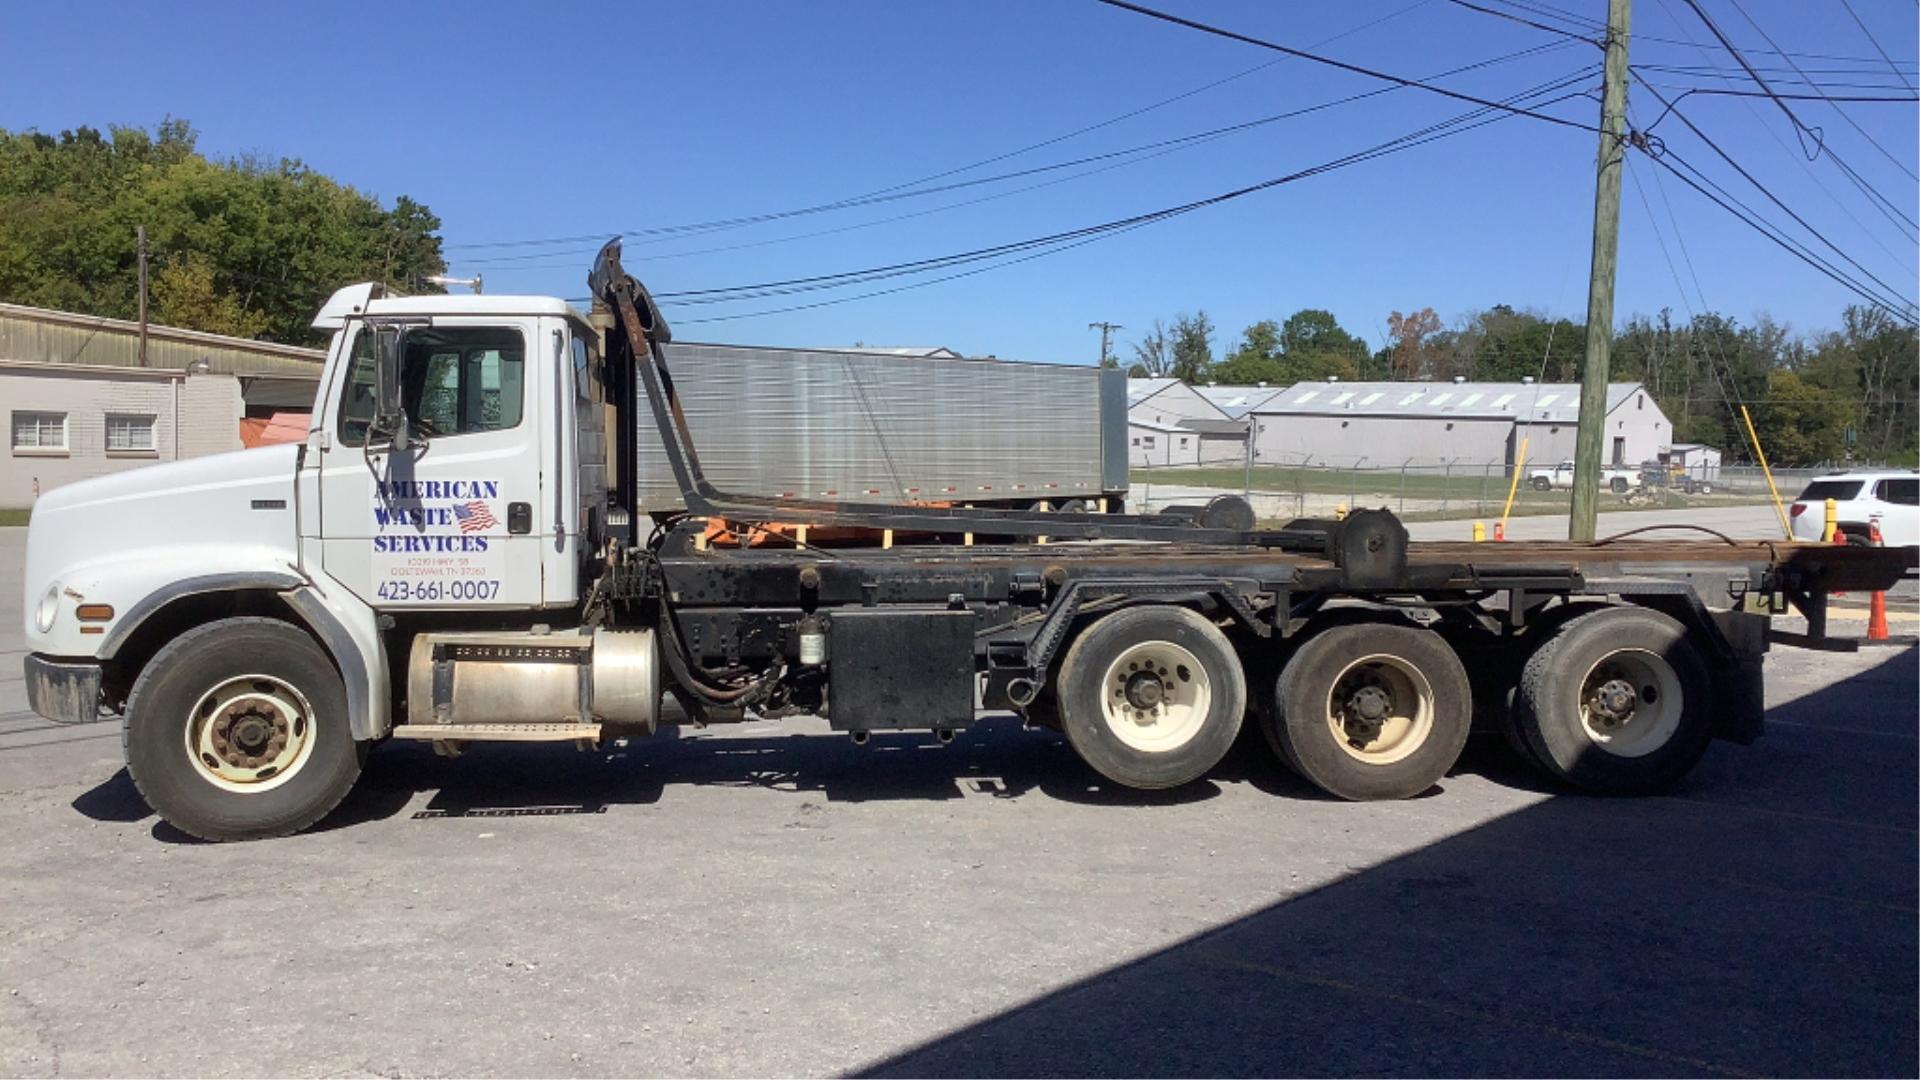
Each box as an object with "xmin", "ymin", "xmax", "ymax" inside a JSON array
[
  {"xmin": 1444, "ymin": 0, "xmax": 1598, "ymax": 42},
  {"xmin": 463, "ymin": 39, "xmax": 1575, "ymax": 276},
  {"xmin": 1720, "ymin": 0, "xmax": 1918, "ymax": 182},
  {"xmin": 650, "ymin": 70, "xmax": 1595, "ymax": 324},
  {"xmin": 1091, "ymin": 0, "xmax": 1600, "ymax": 132},
  {"xmin": 1642, "ymin": 141, "xmax": 1916, "ymax": 323},
  {"xmin": 1491, "ymin": 0, "xmax": 1919, "ymax": 64},
  {"xmin": 1839, "ymin": 0, "xmax": 1916, "ymax": 93},
  {"xmin": 448, "ymin": 0, "xmax": 1441, "ymax": 252},
  {"xmin": 1635, "ymin": 77, "xmax": 1916, "ymax": 310},
  {"xmin": 1672, "ymin": 0, "xmax": 1917, "ymax": 236},
  {"xmin": 1638, "ymin": 87, "xmax": 1918, "ymax": 103},
  {"xmin": 1642, "ymin": 0, "xmax": 1916, "ymax": 276},
  {"xmin": 648, "ymin": 69, "xmax": 1593, "ymax": 307}
]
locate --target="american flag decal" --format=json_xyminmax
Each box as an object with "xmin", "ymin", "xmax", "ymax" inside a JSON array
[{"xmin": 452, "ymin": 500, "xmax": 497, "ymax": 533}]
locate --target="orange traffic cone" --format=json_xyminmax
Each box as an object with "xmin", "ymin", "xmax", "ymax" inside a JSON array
[
  {"xmin": 1493, "ymin": 521, "xmax": 1506, "ymax": 542},
  {"xmin": 1867, "ymin": 520, "xmax": 1889, "ymax": 641}
]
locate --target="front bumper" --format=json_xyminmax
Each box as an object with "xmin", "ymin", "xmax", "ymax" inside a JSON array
[{"xmin": 23, "ymin": 655, "xmax": 104, "ymax": 725}]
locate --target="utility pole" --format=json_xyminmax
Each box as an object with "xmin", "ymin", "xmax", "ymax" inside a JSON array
[
  {"xmin": 1088, "ymin": 321, "xmax": 1123, "ymax": 367},
  {"xmin": 1569, "ymin": 0, "xmax": 1631, "ymax": 541},
  {"xmin": 136, "ymin": 225, "xmax": 149, "ymax": 367}
]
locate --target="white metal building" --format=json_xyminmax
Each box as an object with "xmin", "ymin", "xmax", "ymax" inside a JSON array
[
  {"xmin": 1195, "ymin": 383, "xmax": 1289, "ymax": 419},
  {"xmin": 1126, "ymin": 378, "xmax": 1246, "ymax": 465},
  {"xmin": 1246, "ymin": 378, "xmax": 1673, "ymax": 469},
  {"xmin": 1, "ymin": 303, "xmax": 326, "ymax": 508}
]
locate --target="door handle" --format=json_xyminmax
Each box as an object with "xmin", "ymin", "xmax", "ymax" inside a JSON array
[{"xmin": 508, "ymin": 502, "xmax": 532, "ymax": 534}]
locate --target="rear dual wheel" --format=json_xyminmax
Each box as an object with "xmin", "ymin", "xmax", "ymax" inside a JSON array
[
  {"xmin": 1510, "ymin": 606, "xmax": 1712, "ymax": 792},
  {"xmin": 1259, "ymin": 622, "xmax": 1473, "ymax": 800},
  {"xmin": 1056, "ymin": 606, "xmax": 1246, "ymax": 789}
]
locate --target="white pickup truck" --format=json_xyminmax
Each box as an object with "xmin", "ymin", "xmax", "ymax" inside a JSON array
[{"xmin": 1527, "ymin": 460, "xmax": 1640, "ymax": 493}]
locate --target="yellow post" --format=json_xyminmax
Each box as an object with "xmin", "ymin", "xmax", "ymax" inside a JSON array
[
  {"xmin": 1500, "ymin": 436, "xmax": 1528, "ymax": 528},
  {"xmin": 1739, "ymin": 404, "xmax": 1793, "ymax": 539},
  {"xmin": 795, "ymin": 525, "xmax": 808, "ymax": 547},
  {"xmin": 1335, "ymin": 503, "xmax": 1348, "ymax": 521},
  {"xmin": 1472, "ymin": 521, "xmax": 1486, "ymax": 542},
  {"xmin": 881, "ymin": 528, "xmax": 894, "ymax": 550},
  {"xmin": 1822, "ymin": 498, "xmax": 1838, "ymax": 543}
]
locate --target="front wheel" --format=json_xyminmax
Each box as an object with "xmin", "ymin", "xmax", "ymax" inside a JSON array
[
  {"xmin": 1261, "ymin": 622, "xmax": 1472, "ymax": 800},
  {"xmin": 124, "ymin": 617, "xmax": 362, "ymax": 841},
  {"xmin": 1055, "ymin": 606, "xmax": 1246, "ymax": 789},
  {"xmin": 1530, "ymin": 476, "xmax": 1553, "ymax": 492}
]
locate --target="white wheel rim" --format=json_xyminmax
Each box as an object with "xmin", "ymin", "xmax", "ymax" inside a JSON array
[
  {"xmin": 1098, "ymin": 640, "xmax": 1213, "ymax": 753},
  {"xmin": 183, "ymin": 675, "xmax": 317, "ymax": 793},
  {"xmin": 1577, "ymin": 648, "xmax": 1682, "ymax": 758},
  {"xmin": 1325, "ymin": 654, "xmax": 1434, "ymax": 765}
]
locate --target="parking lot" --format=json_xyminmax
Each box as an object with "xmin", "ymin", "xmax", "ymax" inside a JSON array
[{"xmin": 1, "ymin": 523, "xmax": 1914, "ymax": 1077}]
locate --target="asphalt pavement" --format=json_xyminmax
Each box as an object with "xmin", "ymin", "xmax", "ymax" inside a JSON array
[{"xmin": 0, "ymin": 524, "xmax": 1914, "ymax": 1077}]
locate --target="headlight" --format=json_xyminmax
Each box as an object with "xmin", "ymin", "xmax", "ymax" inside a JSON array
[{"xmin": 34, "ymin": 583, "xmax": 61, "ymax": 633}]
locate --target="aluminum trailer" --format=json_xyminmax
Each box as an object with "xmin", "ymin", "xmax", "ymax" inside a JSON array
[{"xmin": 635, "ymin": 342, "xmax": 1128, "ymax": 515}]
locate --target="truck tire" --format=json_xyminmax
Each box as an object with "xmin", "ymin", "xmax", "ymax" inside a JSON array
[
  {"xmin": 1511, "ymin": 606, "xmax": 1712, "ymax": 793},
  {"xmin": 1056, "ymin": 606, "xmax": 1245, "ymax": 789},
  {"xmin": 124, "ymin": 617, "xmax": 362, "ymax": 841},
  {"xmin": 1261, "ymin": 622, "xmax": 1473, "ymax": 800},
  {"xmin": 1609, "ymin": 476, "xmax": 1630, "ymax": 494},
  {"xmin": 1530, "ymin": 476, "xmax": 1552, "ymax": 492}
]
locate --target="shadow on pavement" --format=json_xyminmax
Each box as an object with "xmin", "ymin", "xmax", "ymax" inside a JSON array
[{"xmin": 857, "ymin": 646, "xmax": 1919, "ymax": 1077}]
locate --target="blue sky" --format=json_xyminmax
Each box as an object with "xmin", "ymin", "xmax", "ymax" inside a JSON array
[{"xmin": 4, "ymin": 0, "xmax": 1915, "ymax": 361}]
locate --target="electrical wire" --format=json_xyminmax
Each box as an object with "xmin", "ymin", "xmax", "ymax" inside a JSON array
[
  {"xmin": 1091, "ymin": 0, "xmax": 1601, "ymax": 132},
  {"xmin": 1641, "ymin": 142, "xmax": 1916, "ymax": 324},
  {"xmin": 446, "ymin": 0, "xmax": 1442, "ymax": 252},
  {"xmin": 1673, "ymin": 0, "xmax": 1917, "ymax": 235},
  {"xmin": 647, "ymin": 68, "xmax": 1592, "ymax": 304},
  {"xmin": 655, "ymin": 70, "xmax": 1596, "ymax": 324},
  {"xmin": 462, "ymin": 40, "xmax": 1573, "ymax": 273},
  {"xmin": 1643, "ymin": 0, "xmax": 1916, "ymax": 276},
  {"xmin": 1838, "ymin": 0, "xmax": 1917, "ymax": 93},
  {"xmin": 1636, "ymin": 79, "xmax": 1917, "ymax": 312},
  {"xmin": 1721, "ymin": 0, "xmax": 1918, "ymax": 182}
]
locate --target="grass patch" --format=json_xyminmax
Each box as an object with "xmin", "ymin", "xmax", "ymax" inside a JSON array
[{"xmin": 0, "ymin": 508, "xmax": 29, "ymax": 527}]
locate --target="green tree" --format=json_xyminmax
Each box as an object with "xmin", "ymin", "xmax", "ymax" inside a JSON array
[
  {"xmin": 0, "ymin": 119, "xmax": 446, "ymax": 344},
  {"xmin": 1170, "ymin": 310, "xmax": 1215, "ymax": 382},
  {"xmin": 1751, "ymin": 372, "xmax": 1856, "ymax": 465},
  {"xmin": 1213, "ymin": 319, "xmax": 1287, "ymax": 384},
  {"xmin": 1129, "ymin": 319, "xmax": 1171, "ymax": 377}
]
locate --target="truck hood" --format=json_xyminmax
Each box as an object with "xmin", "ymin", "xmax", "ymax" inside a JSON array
[{"xmin": 23, "ymin": 446, "xmax": 305, "ymax": 651}]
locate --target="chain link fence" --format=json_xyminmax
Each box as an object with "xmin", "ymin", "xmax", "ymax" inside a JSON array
[{"xmin": 1130, "ymin": 454, "xmax": 1871, "ymax": 523}]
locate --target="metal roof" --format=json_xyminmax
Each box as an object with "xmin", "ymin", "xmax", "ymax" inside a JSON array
[
  {"xmin": 1126, "ymin": 377, "xmax": 1181, "ymax": 407},
  {"xmin": 1250, "ymin": 380, "xmax": 1646, "ymax": 423},
  {"xmin": 1195, "ymin": 384, "xmax": 1289, "ymax": 419},
  {"xmin": 0, "ymin": 301, "xmax": 325, "ymax": 378},
  {"xmin": 818, "ymin": 345, "xmax": 963, "ymax": 359}
]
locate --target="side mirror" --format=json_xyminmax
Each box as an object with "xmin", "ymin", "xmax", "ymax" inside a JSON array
[{"xmin": 372, "ymin": 325, "xmax": 410, "ymax": 452}]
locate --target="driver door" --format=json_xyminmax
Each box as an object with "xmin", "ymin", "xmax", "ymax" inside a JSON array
[{"xmin": 315, "ymin": 318, "xmax": 546, "ymax": 609}]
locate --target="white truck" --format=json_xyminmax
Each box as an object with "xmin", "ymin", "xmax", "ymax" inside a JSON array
[
  {"xmin": 1527, "ymin": 459, "xmax": 1642, "ymax": 493},
  {"xmin": 20, "ymin": 242, "xmax": 1911, "ymax": 841}
]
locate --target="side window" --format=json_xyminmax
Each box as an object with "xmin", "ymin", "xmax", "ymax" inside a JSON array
[
  {"xmin": 1877, "ymin": 478, "xmax": 1917, "ymax": 506},
  {"xmin": 336, "ymin": 326, "xmax": 526, "ymax": 446},
  {"xmin": 337, "ymin": 330, "xmax": 378, "ymax": 445},
  {"xmin": 571, "ymin": 334, "xmax": 602, "ymax": 405}
]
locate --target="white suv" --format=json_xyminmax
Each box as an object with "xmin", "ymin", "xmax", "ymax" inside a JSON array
[{"xmin": 1788, "ymin": 471, "xmax": 1919, "ymax": 547}]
